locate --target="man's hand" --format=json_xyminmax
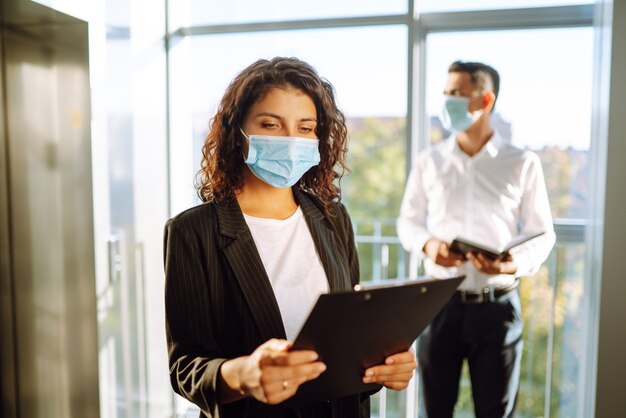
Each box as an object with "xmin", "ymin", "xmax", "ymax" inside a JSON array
[
  {"xmin": 467, "ymin": 252, "xmax": 517, "ymax": 275},
  {"xmin": 423, "ymin": 239, "xmax": 465, "ymax": 267}
]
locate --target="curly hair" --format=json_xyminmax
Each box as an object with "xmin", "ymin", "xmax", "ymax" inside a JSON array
[{"xmin": 196, "ymin": 57, "xmax": 349, "ymax": 211}]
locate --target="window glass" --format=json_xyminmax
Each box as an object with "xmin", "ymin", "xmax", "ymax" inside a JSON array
[
  {"xmin": 86, "ymin": 0, "xmax": 173, "ymax": 417},
  {"xmin": 426, "ymin": 27, "xmax": 593, "ymax": 220},
  {"xmin": 169, "ymin": 25, "xmax": 407, "ymax": 269},
  {"xmin": 424, "ymin": 27, "xmax": 592, "ymax": 417},
  {"xmin": 168, "ymin": 0, "xmax": 407, "ymax": 29}
]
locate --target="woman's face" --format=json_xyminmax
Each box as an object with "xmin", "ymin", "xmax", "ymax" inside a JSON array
[{"xmin": 242, "ymin": 86, "xmax": 318, "ymax": 140}]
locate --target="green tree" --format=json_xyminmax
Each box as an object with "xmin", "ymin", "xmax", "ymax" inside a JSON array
[
  {"xmin": 342, "ymin": 117, "xmax": 406, "ymax": 220},
  {"xmin": 341, "ymin": 117, "xmax": 407, "ymax": 282}
]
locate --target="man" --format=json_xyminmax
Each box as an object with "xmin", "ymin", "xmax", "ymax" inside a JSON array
[{"xmin": 397, "ymin": 61, "xmax": 555, "ymax": 417}]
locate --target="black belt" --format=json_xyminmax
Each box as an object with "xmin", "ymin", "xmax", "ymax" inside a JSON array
[{"xmin": 454, "ymin": 280, "xmax": 519, "ymax": 304}]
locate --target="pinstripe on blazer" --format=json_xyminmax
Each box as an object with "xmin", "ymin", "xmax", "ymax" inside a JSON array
[{"xmin": 164, "ymin": 188, "xmax": 370, "ymax": 418}]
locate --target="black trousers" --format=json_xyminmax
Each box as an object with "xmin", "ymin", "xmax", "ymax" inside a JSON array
[{"xmin": 418, "ymin": 290, "xmax": 523, "ymax": 418}]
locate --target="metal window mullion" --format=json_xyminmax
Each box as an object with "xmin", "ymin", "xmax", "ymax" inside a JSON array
[
  {"xmin": 373, "ymin": 221, "xmax": 382, "ymax": 281},
  {"xmin": 163, "ymin": 0, "xmax": 178, "ymax": 415},
  {"xmin": 544, "ymin": 247, "xmax": 560, "ymax": 418},
  {"xmin": 420, "ymin": 4, "xmax": 593, "ymax": 32},
  {"xmin": 378, "ymin": 387, "xmax": 387, "ymax": 418},
  {"xmin": 165, "ymin": 0, "xmax": 172, "ymax": 220},
  {"xmin": 579, "ymin": 1, "xmax": 612, "ymax": 416},
  {"xmin": 405, "ymin": 3, "xmax": 415, "ymax": 173},
  {"xmin": 403, "ymin": 3, "xmax": 427, "ymax": 293},
  {"xmin": 176, "ymin": 14, "xmax": 411, "ymax": 36},
  {"xmin": 174, "ymin": 4, "xmax": 593, "ymax": 37},
  {"xmin": 415, "ymin": 26, "xmax": 428, "ymax": 156},
  {"xmin": 403, "ymin": 3, "xmax": 418, "ymax": 417},
  {"xmin": 408, "ymin": 10, "xmax": 428, "ymax": 165},
  {"xmin": 553, "ymin": 219, "xmax": 586, "ymax": 243}
]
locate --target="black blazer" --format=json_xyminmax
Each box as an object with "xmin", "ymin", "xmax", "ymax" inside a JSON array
[{"xmin": 164, "ymin": 188, "xmax": 370, "ymax": 418}]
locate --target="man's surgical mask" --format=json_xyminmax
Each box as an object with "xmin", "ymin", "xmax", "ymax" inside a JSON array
[
  {"xmin": 241, "ymin": 130, "xmax": 321, "ymax": 188},
  {"xmin": 441, "ymin": 95, "xmax": 484, "ymax": 132}
]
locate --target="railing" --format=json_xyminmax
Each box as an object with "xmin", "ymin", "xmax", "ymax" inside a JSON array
[
  {"xmin": 353, "ymin": 219, "xmax": 409, "ymax": 282},
  {"xmin": 352, "ymin": 218, "xmax": 586, "ymax": 418}
]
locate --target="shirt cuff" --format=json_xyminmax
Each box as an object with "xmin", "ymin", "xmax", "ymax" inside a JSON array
[
  {"xmin": 413, "ymin": 234, "xmax": 431, "ymax": 256},
  {"xmin": 513, "ymin": 252, "xmax": 535, "ymax": 277}
]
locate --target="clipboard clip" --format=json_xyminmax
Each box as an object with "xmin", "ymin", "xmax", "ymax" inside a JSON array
[{"xmin": 353, "ymin": 285, "xmax": 373, "ymax": 301}]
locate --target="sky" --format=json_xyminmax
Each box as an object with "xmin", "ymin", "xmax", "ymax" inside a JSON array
[{"xmin": 425, "ymin": 28, "xmax": 594, "ymax": 150}]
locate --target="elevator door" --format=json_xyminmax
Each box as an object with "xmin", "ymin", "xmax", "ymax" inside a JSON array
[{"xmin": 0, "ymin": 1, "xmax": 99, "ymax": 417}]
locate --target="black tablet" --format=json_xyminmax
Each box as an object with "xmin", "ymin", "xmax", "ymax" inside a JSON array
[{"xmin": 282, "ymin": 275, "xmax": 465, "ymax": 407}]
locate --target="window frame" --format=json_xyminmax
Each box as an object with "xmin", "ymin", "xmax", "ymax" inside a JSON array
[{"xmin": 166, "ymin": 4, "xmax": 596, "ymax": 417}]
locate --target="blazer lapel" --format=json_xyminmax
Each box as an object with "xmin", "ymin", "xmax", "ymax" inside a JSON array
[
  {"xmin": 214, "ymin": 202, "xmax": 287, "ymax": 341},
  {"xmin": 296, "ymin": 190, "xmax": 352, "ymax": 293}
]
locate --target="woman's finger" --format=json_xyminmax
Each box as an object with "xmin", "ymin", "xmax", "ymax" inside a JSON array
[
  {"xmin": 261, "ymin": 366, "xmax": 325, "ymax": 404},
  {"xmin": 381, "ymin": 380, "xmax": 411, "ymax": 390},
  {"xmin": 264, "ymin": 382, "xmax": 298, "ymax": 405},
  {"xmin": 272, "ymin": 350, "xmax": 319, "ymax": 366},
  {"xmin": 364, "ymin": 371, "xmax": 415, "ymax": 383},
  {"xmin": 363, "ymin": 369, "xmax": 415, "ymax": 383},
  {"xmin": 383, "ymin": 350, "xmax": 415, "ymax": 365},
  {"xmin": 261, "ymin": 361, "xmax": 327, "ymax": 383},
  {"xmin": 364, "ymin": 361, "xmax": 416, "ymax": 382},
  {"xmin": 365, "ymin": 350, "xmax": 416, "ymax": 375}
]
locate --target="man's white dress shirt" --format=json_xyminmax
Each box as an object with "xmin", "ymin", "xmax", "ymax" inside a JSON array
[{"xmin": 397, "ymin": 131, "xmax": 556, "ymax": 291}]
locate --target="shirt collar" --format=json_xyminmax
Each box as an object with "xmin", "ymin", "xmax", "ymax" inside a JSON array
[
  {"xmin": 444, "ymin": 129, "xmax": 503, "ymax": 159},
  {"xmin": 483, "ymin": 130, "xmax": 502, "ymax": 158}
]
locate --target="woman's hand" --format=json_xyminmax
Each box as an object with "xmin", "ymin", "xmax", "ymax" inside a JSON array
[
  {"xmin": 220, "ymin": 339, "xmax": 326, "ymax": 405},
  {"xmin": 362, "ymin": 349, "xmax": 417, "ymax": 391}
]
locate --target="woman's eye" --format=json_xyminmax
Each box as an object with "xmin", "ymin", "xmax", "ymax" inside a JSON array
[
  {"xmin": 261, "ymin": 123, "xmax": 278, "ymax": 129},
  {"xmin": 299, "ymin": 127, "xmax": 313, "ymax": 133}
]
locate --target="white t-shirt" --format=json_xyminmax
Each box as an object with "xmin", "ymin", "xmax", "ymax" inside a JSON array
[{"xmin": 243, "ymin": 207, "xmax": 329, "ymax": 341}]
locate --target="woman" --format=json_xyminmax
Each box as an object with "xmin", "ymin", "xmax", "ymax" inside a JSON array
[{"xmin": 164, "ymin": 57, "xmax": 416, "ymax": 418}]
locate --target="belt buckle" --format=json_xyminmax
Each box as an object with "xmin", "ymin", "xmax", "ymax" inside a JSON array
[{"xmin": 460, "ymin": 287, "xmax": 495, "ymax": 304}]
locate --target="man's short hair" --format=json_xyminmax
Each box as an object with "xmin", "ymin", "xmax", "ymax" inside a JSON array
[{"xmin": 448, "ymin": 60, "xmax": 500, "ymax": 111}]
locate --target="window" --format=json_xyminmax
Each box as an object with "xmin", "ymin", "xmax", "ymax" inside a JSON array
[
  {"xmin": 424, "ymin": 27, "xmax": 593, "ymax": 417},
  {"xmin": 426, "ymin": 27, "xmax": 593, "ymax": 219},
  {"xmin": 73, "ymin": 1, "xmax": 597, "ymax": 417},
  {"xmin": 168, "ymin": 0, "xmax": 407, "ymax": 28},
  {"xmin": 169, "ymin": 25, "xmax": 408, "ymax": 231},
  {"xmin": 168, "ymin": 24, "xmax": 408, "ymax": 416},
  {"xmin": 418, "ymin": 0, "xmax": 590, "ymax": 13}
]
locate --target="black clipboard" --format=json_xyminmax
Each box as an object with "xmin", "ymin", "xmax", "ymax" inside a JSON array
[{"xmin": 280, "ymin": 275, "xmax": 465, "ymax": 407}]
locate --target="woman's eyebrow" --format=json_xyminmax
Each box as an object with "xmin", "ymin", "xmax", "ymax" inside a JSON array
[
  {"xmin": 254, "ymin": 112, "xmax": 283, "ymax": 119},
  {"xmin": 254, "ymin": 113, "xmax": 317, "ymax": 122}
]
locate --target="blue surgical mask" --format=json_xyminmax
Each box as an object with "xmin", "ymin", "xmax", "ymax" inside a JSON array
[
  {"xmin": 241, "ymin": 130, "xmax": 321, "ymax": 188},
  {"xmin": 441, "ymin": 96, "xmax": 483, "ymax": 132}
]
